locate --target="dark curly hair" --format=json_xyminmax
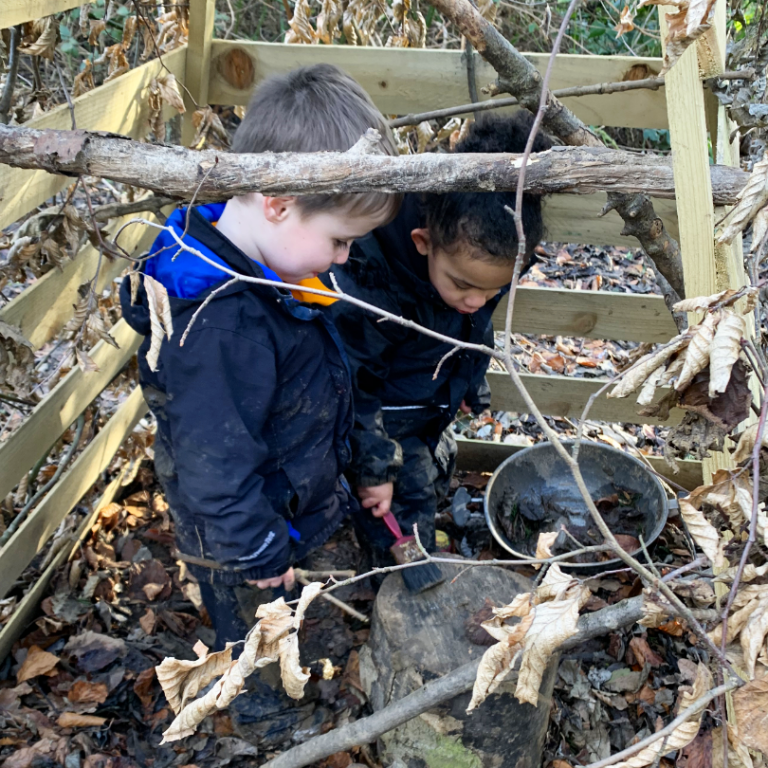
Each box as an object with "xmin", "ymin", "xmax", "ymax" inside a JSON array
[{"xmin": 421, "ymin": 111, "xmax": 553, "ymax": 263}]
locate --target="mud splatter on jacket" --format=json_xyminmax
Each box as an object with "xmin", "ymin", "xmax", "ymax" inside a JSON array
[
  {"xmin": 326, "ymin": 195, "xmax": 504, "ymax": 488},
  {"xmin": 120, "ymin": 204, "xmax": 356, "ymax": 584}
]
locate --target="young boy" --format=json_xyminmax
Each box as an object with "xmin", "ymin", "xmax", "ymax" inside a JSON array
[
  {"xmin": 326, "ymin": 112, "xmax": 552, "ymax": 566},
  {"xmin": 120, "ymin": 64, "xmax": 400, "ymax": 650}
]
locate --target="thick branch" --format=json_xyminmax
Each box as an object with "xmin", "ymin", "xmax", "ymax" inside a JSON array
[
  {"xmin": 426, "ymin": 0, "xmax": 688, "ymax": 298},
  {"xmin": 263, "ymin": 597, "xmax": 646, "ymax": 768},
  {"xmin": 0, "ymin": 125, "xmax": 747, "ymax": 205}
]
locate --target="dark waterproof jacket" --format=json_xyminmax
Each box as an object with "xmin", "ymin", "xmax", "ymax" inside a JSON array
[
  {"xmin": 120, "ymin": 204, "xmax": 355, "ymax": 585},
  {"xmin": 326, "ymin": 195, "xmax": 502, "ymax": 487}
]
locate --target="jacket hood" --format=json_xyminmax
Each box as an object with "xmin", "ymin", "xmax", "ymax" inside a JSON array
[{"xmin": 122, "ymin": 204, "xmax": 287, "ymax": 336}]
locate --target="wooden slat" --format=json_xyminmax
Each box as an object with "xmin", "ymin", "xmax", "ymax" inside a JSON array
[
  {"xmin": 455, "ymin": 436, "xmax": 703, "ymax": 491},
  {"xmin": 0, "ymin": 47, "xmax": 186, "ymax": 230},
  {"xmin": 495, "ymin": 287, "xmax": 677, "ymax": 343},
  {"xmin": 0, "ymin": 387, "xmax": 147, "ymax": 600},
  {"xmin": 0, "ymin": 214, "xmax": 158, "ymax": 350},
  {"xmin": 182, "ymin": 0, "xmax": 216, "ymax": 145},
  {"xmin": 208, "ymin": 41, "xmax": 667, "ymax": 130},
  {"xmin": 0, "ymin": 468, "xmax": 128, "ymax": 662},
  {"xmin": 1, "ymin": 0, "xmax": 84, "ymax": 29},
  {"xmin": 0, "ymin": 319, "xmax": 141, "ymax": 504},
  {"xmin": 543, "ymin": 193, "xmax": 679, "ymax": 249},
  {"xmin": 488, "ymin": 370, "xmax": 683, "ymax": 426}
]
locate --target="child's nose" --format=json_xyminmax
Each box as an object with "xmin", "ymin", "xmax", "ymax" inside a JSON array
[
  {"xmin": 334, "ymin": 251, "xmax": 350, "ymax": 265},
  {"xmin": 466, "ymin": 293, "xmax": 486, "ymax": 309}
]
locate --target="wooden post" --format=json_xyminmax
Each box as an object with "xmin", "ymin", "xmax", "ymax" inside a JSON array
[
  {"xmin": 182, "ymin": 0, "xmax": 216, "ymax": 145},
  {"xmin": 658, "ymin": 4, "xmax": 746, "ymax": 480}
]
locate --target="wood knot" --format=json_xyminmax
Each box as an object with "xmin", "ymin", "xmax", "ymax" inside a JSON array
[
  {"xmin": 573, "ymin": 312, "xmax": 598, "ymax": 335},
  {"xmin": 622, "ymin": 63, "xmax": 659, "ymax": 81},
  {"xmin": 217, "ymin": 48, "xmax": 255, "ymax": 91},
  {"xmin": 650, "ymin": 217, "xmax": 664, "ymax": 238}
]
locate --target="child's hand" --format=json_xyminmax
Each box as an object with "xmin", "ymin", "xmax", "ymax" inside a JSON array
[
  {"xmin": 358, "ymin": 482, "xmax": 394, "ymax": 518},
  {"xmin": 459, "ymin": 400, "xmax": 472, "ymax": 414},
  {"xmin": 248, "ymin": 567, "xmax": 295, "ymax": 591}
]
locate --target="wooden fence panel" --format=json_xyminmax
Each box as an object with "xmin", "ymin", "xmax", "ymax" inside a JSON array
[
  {"xmin": 0, "ymin": 0, "xmax": 85, "ymax": 29},
  {"xmin": 494, "ymin": 287, "xmax": 677, "ymax": 343},
  {"xmin": 208, "ymin": 41, "xmax": 667, "ymax": 130},
  {"xmin": 0, "ymin": 386, "xmax": 147, "ymax": 600},
  {"xmin": 0, "ymin": 47, "xmax": 186, "ymax": 230},
  {"xmin": 0, "ymin": 320, "xmax": 141, "ymax": 504}
]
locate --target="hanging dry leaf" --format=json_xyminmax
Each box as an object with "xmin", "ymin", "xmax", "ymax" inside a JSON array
[
  {"xmin": 611, "ymin": 663, "xmax": 712, "ymax": 768},
  {"xmin": 89, "ymin": 19, "xmax": 107, "ymax": 46},
  {"xmin": 732, "ymin": 422, "xmax": 768, "ymax": 463},
  {"xmin": 293, "ymin": 581, "xmax": 323, "ymax": 629},
  {"xmin": 161, "ymin": 585, "xmax": 322, "ymax": 742},
  {"xmin": 718, "ymin": 156, "xmax": 768, "ymax": 246},
  {"xmin": 638, "ymin": 0, "xmax": 716, "ymax": 74},
  {"xmin": 75, "ymin": 348, "xmax": 100, "ymax": 373},
  {"xmin": 286, "ymin": 0, "xmax": 315, "ymax": 43},
  {"xmin": 708, "ymin": 311, "xmax": 745, "ymax": 397},
  {"xmin": 278, "ymin": 633, "xmax": 310, "ymax": 699},
  {"xmin": 515, "ymin": 582, "xmax": 589, "ymax": 705},
  {"xmin": 679, "ymin": 497, "xmax": 725, "ymax": 568},
  {"xmin": 675, "ymin": 312, "xmax": 717, "ymax": 391},
  {"xmin": 415, "ymin": 121, "xmax": 434, "ymax": 153},
  {"xmin": 533, "ymin": 531, "xmax": 558, "ymax": 570},
  {"xmin": 750, "ymin": 204, "xmax": 768, "ymax": 254},
  {"xmin": 79, "ymin": 3, "xmax": 92, "ymax": 38},
  {"xmin": 19, "ymin": 17, "xmax": 58, "ymax": 60},
  {"xmin": 615, "ymin": 6, "xmax": 636, "ymax": 36},
  {"xmin": 144, "ymin": 274, "xmax": 173, "ymax": 373},
  {"xmin": 156, "ymin": 74, "xmax": 186, "ymax": 113},
  {"xmin": 637, "ymin": 364, "xmax": 667, "ymax": 406},
  {"xmin": 673, "ymin": 290, "xmax": 730, "ymax": 313},
  {"xmin": 156, "ymin": 641, "xmax": 234, "ymax": 714},
  {"xmin": 73, "ymin": 60, "xmax": 95, "ymax": 98},
  {"xmin": 608, "ymin": 334, "xmax": 690, "ymax": 399},
  {"xmin": 17, "ymin": 646, "xmax": 60, "ymax": 682},
  {"xmin": 316, "ymin": 0, "xmax": 343, "ymax": 44}
]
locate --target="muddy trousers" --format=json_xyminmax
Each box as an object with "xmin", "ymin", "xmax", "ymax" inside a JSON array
[{"xmin": 354, "ymin": 429, "xmax": 457, "ymax": 566}]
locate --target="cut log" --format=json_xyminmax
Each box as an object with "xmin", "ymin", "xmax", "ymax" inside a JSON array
[{"xmin": 359, "ymin": 564, "xmax": 556, "ymax": 768}]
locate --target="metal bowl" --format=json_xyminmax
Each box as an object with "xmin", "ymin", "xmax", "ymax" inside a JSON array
[{"xmin": 483, "ymin": 441, "xmax": 670, "ymax": 574}]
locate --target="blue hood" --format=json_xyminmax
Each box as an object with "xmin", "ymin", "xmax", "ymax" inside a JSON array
[{"xmin": 145, "ymin": 203, "xmax": 283, "ymax": 299}]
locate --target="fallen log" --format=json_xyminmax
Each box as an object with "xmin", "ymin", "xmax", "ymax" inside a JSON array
[{"xmin": 0, "ymin": 124, "xmax": 748, "ymax": 205}]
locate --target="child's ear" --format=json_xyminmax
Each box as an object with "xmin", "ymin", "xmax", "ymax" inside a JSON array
[
  {"xmin": 263, "ymin": 196, "xmax": 297, "ymax": 223},
  {"xmin": 410, "ymin": 228, "xmax": 431, "ymax": 256}
]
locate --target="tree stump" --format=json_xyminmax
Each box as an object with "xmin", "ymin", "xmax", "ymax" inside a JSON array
[{"xmin": 359, "ymin": 565, "xmax": 557, "ymax": 768}]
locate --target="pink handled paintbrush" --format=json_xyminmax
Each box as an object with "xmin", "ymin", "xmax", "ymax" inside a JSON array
[{"xmin": 382, "ymin": 512, "xmax": 445, "ymax": 594}]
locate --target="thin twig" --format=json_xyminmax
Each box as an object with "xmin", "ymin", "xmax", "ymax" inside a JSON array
[{"xmin": 180, "ymin": 278, "xmax": 239, "ymax": 346}]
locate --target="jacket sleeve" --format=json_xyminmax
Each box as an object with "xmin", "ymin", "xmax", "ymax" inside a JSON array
[
  {"xmin": 463, "ymin": 321, "xmax": 494, "ymax": 414},
  {"xmin": 331, "ymin": 303, "xmax": 405, "ymax": 487},
  {"xmin": 160, "ymin": 327, "xmax": 292, "ymax": 580}
]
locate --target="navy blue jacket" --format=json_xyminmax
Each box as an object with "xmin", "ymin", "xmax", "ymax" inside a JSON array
[
  {"xmin": 120, "ymin": 204, "xmax": 356, "ymax": 584},
  {"xmin": 325, "ymin": 195, "xmax": 502, "ymax": 487}
]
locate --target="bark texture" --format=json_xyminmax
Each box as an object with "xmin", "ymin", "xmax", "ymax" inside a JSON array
[
  {"xmin": 0, "ymin": 125, "xmax": 747, "ymax": 203},
  {"xmin": 426, "ymin": 0, "xmax": 689, "ymax": 298}
]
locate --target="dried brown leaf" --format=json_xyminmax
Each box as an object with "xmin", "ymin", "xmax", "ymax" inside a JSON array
[
  {"xmin": 719, "ymin": 157, "xmax": 768, "ymax": 246},
  {"xmin": 615, "ymin": 5, "xmax": 636, "ymax": 36},
  {"xmin": 89, "ymin": 19, "xmax": 107, "ymax": 46},
  {"xmin": 608, "ymin": 335, "xmax": 690, "ymax": 398},
  {"xmin": 533, "ymin": 531, "xmax": 558, "ymax": 569},
  {"xmin": 676, "ymin": 313, "xmax": 717, "ymax": 391},
  {"xmin": 712, "ymin": 725, "xmax": 754, "ymax": 768},
  {"xmin": 637, "ymin": 364, "xmax": 667, "ymax": 406},
  {"xmin": 741, "ymin": 598, "xmax": 768, "ymax": 678},
  {"xmin": 709, "ymin": 311, "xmax": 745, "ymax": 398},
  {"xmin": 156, "ymin": 74, "xmax": 186, "ymax": 114},
  {"xmin": 732, "ymin": 677, "xmax": 768, "ymax": 755},
  {"xmin": 156, "ymin": 643, "xmax": 233, "ymax": 714},
  {"xmin": 18, "ymin": 646, "xmax": 60, "ymax": 682},
  {"xmin": 415, "ymin": 121, "xmax": 434, "ymax": 154},
  {"xmin": 144, "ymin": 274, "xmax": 173, "ymax": 373},
  {"xmin": 750, "ymin": 204, "xmax": 768, "ymax": 254},
  {"xmin": 679, "ymin": 497, "xmax": 725, "ymax": 568},
  {"xmin": 57, "ymin": 712, "xmax": 107, "ymax": 728},
  {"xmin": 75, "ymin": 348, "xmax": 100, "ymax": 373},
  {"xmin": 73, "ymin": 60, "xmax": 95, "ymax": 98},
  {"xmin": 278, "ymin": 633, "xmax": 310, "ymax": 699},
  {"xmin": 612, "ymin": 663, "xmax": 712, "ymax": 768},
  {"xmin": 20, "ymin": 17, "xmax": 58, "ymax": 60}
]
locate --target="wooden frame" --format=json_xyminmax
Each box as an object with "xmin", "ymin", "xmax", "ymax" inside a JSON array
[{"xmin": 0, "ymin": 0, "xmax": 85, "ymax": 29}]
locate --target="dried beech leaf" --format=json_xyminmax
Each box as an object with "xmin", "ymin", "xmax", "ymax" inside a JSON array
[
  {"xmin": 89, "ymin": 19, "xmax": 107, "ymax": 46},
  {"xmin": 17, "ymin": 646, "xmax": 59, "ymax": 682},
  {"xmin": 637, "ymin": 364, "xmax": 667, "ymax": 406},
  {"xmin": 750, "ymin": 205, "xmax": 768, "ymax": 254},
  {"xmin": 608, "ymin": 335, "xmax": 690, "ymax": 398},
  {"xmin": 416, "ymin": 121, "xmax": 434, "ymax": 154},
  {"xmin": 712, "ymin": 725, "xmax": 755, "ymax": 768},
  {"xmin": 144, "ymin": 274, "xmax": 173, "ymax": 373},
  {"xmin": 679, "ymin": 497, "xmax": 725, "ymax": 568},
  {"xmin": 533, "ymin": 531, "xmax": 558, "ymax": 570},
  {"xmin": 20, "ymin": 17, "xmax": 58, "ymax": 60},
  {"xmin": 293, "ymin": 581, "xmax": 323, "ymax": 629},
  {"xmin": 57, "ymin": 712, "xmax": 107, "ymax": 728},
  {"xmin": 675, "ymin": 313, "xmax": 717, "ymax": 391},
  {"xmin": 732, "ymin": 422, "xmax": 768, "ymax": 464},
  {"xmin": 741, "ymin": 597, "xmax": 768, "ymax": 678},
  {"xmin": 156, "ymin": 644, "xmax": 233, "ymax": 714},
  {"xmin": 732, "ymin": 678, "xmax": 768, "ymax": 755},
  {"xmin": 75, "ymin": 348, "xmax": 100, "ymax": 373},
  {"xmin": 286, "ymin": 0, "xmax": 315, "ymax": 43},
  {"xmin": 611, "ymin": 663, "xmax": 712, "ymax": 768},
  {"xmin": 718, "ymin": 157, "xmax": 768, "ymax": 246},
  {"xmin": 73, "ymin": 60, "xmax": 95, "ymax": 98},
  {"xmin": 278, "ymin": 633, "xmax": 310, "ymax": 699},
  {"xmin": 714, "ymin": 562, "xmax": 768, "ymax": 583},
  {"xmin": 515, "ymin": 584, "xmax": 587, "ymax": 705},
  {"xmin": 156, "ymin": 74, "xmax": 186, "ymax": 114},
  {"xmin": 709, "ymin": 311, "xmax": 745, "ymax": 398},
  {"xmin": 615, "ymin": 5, "xmax": 636, "ymax": 36}
]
